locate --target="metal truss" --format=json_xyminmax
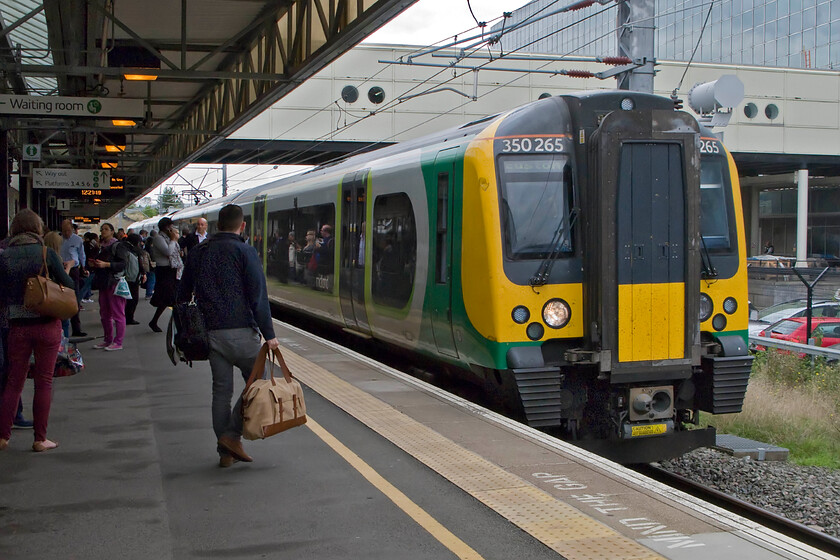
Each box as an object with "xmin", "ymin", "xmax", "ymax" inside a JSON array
[{"xmin": 140, "ymin": 0, "xmax": 411, "ymax": 192}]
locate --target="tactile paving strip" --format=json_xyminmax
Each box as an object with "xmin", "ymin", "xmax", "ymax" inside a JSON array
[{"xmin": 283, "ymin": 349, "xmax": 664, "ymax": 560}]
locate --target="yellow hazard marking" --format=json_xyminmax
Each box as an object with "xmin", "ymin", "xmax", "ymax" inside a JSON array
[
  {"xmin": 630, "ymin": 424, "xmax": 668, "ymax": 437},
  {"xmin": 305, "ymin": 417, "xmax": 485, "ymax": 560},
  {"xmin": 285, "ymin": 348, "xmax": 665, "ymax": 560}
]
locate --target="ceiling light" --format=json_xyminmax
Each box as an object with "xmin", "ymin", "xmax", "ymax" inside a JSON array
[
  {"xmin": 112, "ymin": 119, "xmax": 137, "ymax": 127},
  {"xmin": 105, "ymin": 145, "xmax": 125, "ymax": 153},
  {"xmin": 101, "ymin": 162, "xmax": 118, "ymax": 169},
  {"xmin": 123, "ymin": 74, "xmax": 157, "ymax": 81}
]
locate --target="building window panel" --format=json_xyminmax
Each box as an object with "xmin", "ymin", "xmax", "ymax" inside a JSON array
[
  {"xmin": 767, "ymin": 0, "xmax": 778, "ymax": 19},
  {"xmin": 779, "ymin": 0, "xmax": 791, "ymax": 16},
  {"xmin": 817, "ymin": 23, "xmax": 830, "ymax": 43},
  {"xmin": 816, "ymin": 44, "xmax": 829, "ymax": 66},
  {"xmin": 817, "ymin": 1, "xmax": 830, "ymax": 24},
  {"xmin": 804, "ymin": 6, "xmax": 817, "ymax": 27}
]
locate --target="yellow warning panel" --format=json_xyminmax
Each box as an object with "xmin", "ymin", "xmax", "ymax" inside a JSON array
[{"xmin": 618, "ymin": 283, "xmax": 684, "ymax": 362}]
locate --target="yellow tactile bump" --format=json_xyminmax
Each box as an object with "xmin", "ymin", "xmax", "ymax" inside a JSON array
[{"xmin": 282, "ymin": 349, "xmax": 665, "ymax": 560}]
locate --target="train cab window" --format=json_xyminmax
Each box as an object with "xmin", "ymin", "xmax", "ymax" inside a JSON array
[
  {"xmin": 372, "ymin": 194, "xmax": 416, "ymax": 308},
  {"xmin": 700, "ymin": 162, "xmax": 734, "ymax": 251},
  {"xmin": 498, "ymin": 155, "xmax": 574, "ymax": 260}
]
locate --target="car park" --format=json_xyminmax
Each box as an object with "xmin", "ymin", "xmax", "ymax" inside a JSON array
[
  {"xmin": 748, "ymin": 299, "xmax": 840, "ymax": 338},
  {"xmin": 754, "ymin": 317, "xmax": 840, "ymax": 356}
]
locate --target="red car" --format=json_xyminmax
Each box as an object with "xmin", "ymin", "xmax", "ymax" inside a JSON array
[{"xmin": 756, "ymin": 317, "xmax": 840, "ymax": 354}]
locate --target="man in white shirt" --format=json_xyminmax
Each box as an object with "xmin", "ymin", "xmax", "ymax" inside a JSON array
[{"xmin": 185, "ymin": 218, "xmax": 208, "ymax": 254}]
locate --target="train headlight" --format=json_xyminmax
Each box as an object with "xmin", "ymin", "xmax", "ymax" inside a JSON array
[
  {"xmin": 512, "ymin": 306, "xmax": 530, "ymax": 324},
  {"xmin": 699, "ymin": 293, "xmax": 713, "ymax": 322},
  {"xmin": 723, "ymin": 297, "xmax": 738, "ymax": 314},
  {"xmin": 712, "ymin": 314, "xmax": 727, "ymax": 331},
  {"xmin": 620, "ymin": 97, "xmax": 635, "ymax": 110},
  {"xmin": 542, "ymin": 299, "xmax": 571, "ymax": 329}
]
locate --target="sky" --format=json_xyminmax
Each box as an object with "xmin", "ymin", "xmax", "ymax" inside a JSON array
[{"xmin": 147, "ymin": 0, "xmax": 533, "ymax": 208}]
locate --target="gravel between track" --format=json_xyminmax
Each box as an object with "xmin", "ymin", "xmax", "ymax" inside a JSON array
[{"xmin": 658, "ymin": 448, "xmax": 840, "ymax": 539}]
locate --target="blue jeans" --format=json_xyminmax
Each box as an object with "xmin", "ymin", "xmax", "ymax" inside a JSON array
[
  {"xmin": 207, "ymin": 328, "xmax": 262, "ymax": 448},
  {"xmin": 145, "ymin": 270, "xmax": 156, "ymax": 296},
  {"xmin": 81, "ymin": 273, "xmax": 94, "ymax": 300}
]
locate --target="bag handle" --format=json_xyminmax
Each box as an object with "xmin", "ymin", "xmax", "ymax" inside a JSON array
[
  {"xmin": 245, "ymin": 342, "xmax": 293, "ymax": 390},
  {"xmin": 40, "ymin": 245, "xmax": 48, "ymax": 277}
]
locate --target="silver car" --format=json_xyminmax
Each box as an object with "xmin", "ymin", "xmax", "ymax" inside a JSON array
[{"xmin": 749, "ymin": 299, "xmax": 840, "ymax": 338}]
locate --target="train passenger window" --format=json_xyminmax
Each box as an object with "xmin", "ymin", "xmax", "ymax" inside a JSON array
[
  {"xmin": 372, "ymin": 194, "xmax": 416, "ymax": 308},
  {"xmin": 265, "ymin": 203, "xmax": 335, "ymax": 287},
  {"xmin": 700, "ymin": 162, "xmax": 734, "ymax": 251},
  {"xmin": 497, "ymin": 155, "xmax": 573, "ymax": 260}
]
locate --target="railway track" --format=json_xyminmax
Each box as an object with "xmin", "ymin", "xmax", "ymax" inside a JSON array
[{"xmin": 636, "ymin": 463, "xmax": 840, "ymax": 557}]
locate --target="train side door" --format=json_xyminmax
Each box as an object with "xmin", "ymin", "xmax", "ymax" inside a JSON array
[
  {"xmin": 430, "ymin": 150, "xmax": 459, "ymax": 358},
  {"xmin": 253, "ymin": 195, "xmax": 267, "ymax": 271},
  {"xmin": 338, "ymin": 170, "xmax": 372, "ymax": 334}
]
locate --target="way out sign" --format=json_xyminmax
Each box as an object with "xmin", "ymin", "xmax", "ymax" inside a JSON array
[{"xmin": 23, "ymin": 144, "xmax": 41, "ymax": 161}]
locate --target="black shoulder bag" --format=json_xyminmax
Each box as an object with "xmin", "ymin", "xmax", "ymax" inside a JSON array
[{"xmin": 168, "ymin": 243, "xmax": 210, "ymax": 366}]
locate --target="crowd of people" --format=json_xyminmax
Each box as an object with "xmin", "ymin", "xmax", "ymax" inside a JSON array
[{"xmin": 1, "ymin": 208, "xmax": 275, "ymax": 469}]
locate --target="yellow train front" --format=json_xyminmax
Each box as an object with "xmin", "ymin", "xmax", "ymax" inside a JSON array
[{"xmin": 456, "ymin": 91, "xmax": 752, "ymax": 463}]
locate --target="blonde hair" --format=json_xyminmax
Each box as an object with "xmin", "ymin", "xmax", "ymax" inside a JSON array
[{"xmin": 43, "ymin": 231, "xmax": 63, "ymax": 252}]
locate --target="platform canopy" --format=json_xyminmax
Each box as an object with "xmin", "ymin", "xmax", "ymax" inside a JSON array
[{"xmin": 0, "ymin": 0, "xmax": 415, "ymax": 218}]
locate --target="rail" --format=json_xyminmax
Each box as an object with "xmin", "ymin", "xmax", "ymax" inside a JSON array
[{"xmin": 749, "ymin": 335, "xmax": 840, "ymax": 359}]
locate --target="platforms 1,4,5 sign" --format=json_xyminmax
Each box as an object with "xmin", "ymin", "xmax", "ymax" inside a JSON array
[{"xmin": 33, "ymin": 168, "xmax": 110, "ymax": 190}]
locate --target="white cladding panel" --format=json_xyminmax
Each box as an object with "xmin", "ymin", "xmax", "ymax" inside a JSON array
[{"xmin": 230, "ymin": 45, "xmax": 840, "ymax": 160}]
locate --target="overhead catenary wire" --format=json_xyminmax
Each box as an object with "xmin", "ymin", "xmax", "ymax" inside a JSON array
[{"xmin": 167, "ymin": 0, "xmax": 622, "ymax": 198}]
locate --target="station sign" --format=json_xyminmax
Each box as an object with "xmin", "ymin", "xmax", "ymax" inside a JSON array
[
  {"xmin": 74, "ymin": 216, "xmax": 101, "ymax": 225},
  {"xmin": 0, "ymin": 95, "xmax": 144, "ymax": 119},
  {"xmin": 33, "ymin": 168, "xmax": 110, "ymax": 190},
  {"xmin": 22, "ymin": 144, "xmax": 41, "ymax": 161}
]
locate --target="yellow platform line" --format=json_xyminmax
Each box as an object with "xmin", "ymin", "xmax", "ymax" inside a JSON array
[
  {"xmin": 282, "ymin": 348, "xmax": 664, "ymax": 560},
  {"xmin": 306, "ymin": 417, "xmax": 484, "ymax": 560}
]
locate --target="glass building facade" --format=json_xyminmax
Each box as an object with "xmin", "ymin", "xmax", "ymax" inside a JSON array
[{"xmin": 497, "ymin": 0, "xmax": 840, "ymax": 70}]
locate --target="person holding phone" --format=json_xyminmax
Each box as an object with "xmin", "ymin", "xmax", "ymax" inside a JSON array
[{"xmin": 148, "ymin": 217, "xmax": 180, "ymax": 332}]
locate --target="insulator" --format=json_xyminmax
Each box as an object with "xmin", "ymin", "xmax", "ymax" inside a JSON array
[
  {"xmin": 568, "ymin": 0, "xmax": 595, "ymax": 10},
  {"xmin": 565, "ymin": 70, "xmax": 594, "ymax": 78},
  {"xmin": 600, "ymin": 56, "xmax": 632, "ymax": 66}
]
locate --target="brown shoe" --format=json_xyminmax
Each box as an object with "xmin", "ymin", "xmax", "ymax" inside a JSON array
[
  {"xmin": 218, "ymin": 455, "xmax": 239, "ymax": 468},
  {"xmin": 217, "ymin": 436, "xmax": 252, "ymax": 462}
]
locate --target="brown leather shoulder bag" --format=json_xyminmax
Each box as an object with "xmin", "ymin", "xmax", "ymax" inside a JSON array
[{"xmin": 23, "ymin": 246, "xmax": 79, "ymax": 320}]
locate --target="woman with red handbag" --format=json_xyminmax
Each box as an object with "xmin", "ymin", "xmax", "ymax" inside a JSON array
[{"xmin": 0, "ymin": 209, "xmax": 74, "ymax": 452}]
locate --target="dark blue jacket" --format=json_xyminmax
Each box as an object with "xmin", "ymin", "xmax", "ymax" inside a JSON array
[{"xmin": 178, "ymin": 232, "xmax": 275, "ymax": 339}]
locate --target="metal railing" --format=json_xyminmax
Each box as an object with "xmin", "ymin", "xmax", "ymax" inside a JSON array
[{"xmin": 749, "ymin": 335, "xmax": 840, "ymax": 359}]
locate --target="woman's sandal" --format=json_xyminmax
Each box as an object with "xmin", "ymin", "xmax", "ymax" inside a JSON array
[
  {"xmin": 0, "ymin": 438, "xmax": 8, "ymax": 451},
  {"xmin": 32, "ymin": 440, "xmax": 58, "ymax": 452}
]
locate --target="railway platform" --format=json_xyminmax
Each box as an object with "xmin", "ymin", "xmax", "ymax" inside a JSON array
[{"xmin": 0, "ymin": 302, "xmax": 836, "ymax": 560}]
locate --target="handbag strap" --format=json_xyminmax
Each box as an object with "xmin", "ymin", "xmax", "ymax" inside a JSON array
[
  {"xmin": 245, "ymin": 343, "xmax": 293, "ymax": 390},
  {"xmin": 40, "ymin": 245, "xmax": 48, "ymax": 277}
]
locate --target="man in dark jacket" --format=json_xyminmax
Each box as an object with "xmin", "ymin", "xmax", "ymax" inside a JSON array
[{"xmin": 178, "ymin": 204, "xmax": 279, "ymax": 468}]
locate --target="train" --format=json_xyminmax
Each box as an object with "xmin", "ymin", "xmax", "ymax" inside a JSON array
[{"xmin": 133, "ymin": 90, "xmax": 753, "ymax": 463}]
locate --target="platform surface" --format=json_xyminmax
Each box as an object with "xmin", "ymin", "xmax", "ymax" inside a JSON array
[{"xmin": 0, "ymin": 301, "xmax": 835, "ymax": 560}]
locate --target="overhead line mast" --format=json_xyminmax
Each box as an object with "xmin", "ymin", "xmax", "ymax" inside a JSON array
[{"xmin": 616, "ymin": 0, "xmax": 655, "ymax": 92}]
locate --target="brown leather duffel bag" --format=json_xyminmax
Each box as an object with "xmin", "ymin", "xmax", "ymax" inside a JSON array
[{"xmin": 242, "ymin": 343, "xmax": 307, "ymax": 440}]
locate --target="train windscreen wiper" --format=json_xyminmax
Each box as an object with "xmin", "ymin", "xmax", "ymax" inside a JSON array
[
  {"xmin": 530, "ymin": 207, "xmax": 579, "ymax": 287},
  {"xmin": 700, "ymin": 235, "xmax": 718, "ymax": 279}
]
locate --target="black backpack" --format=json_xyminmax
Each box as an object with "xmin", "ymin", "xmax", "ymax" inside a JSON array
[{"xmin": 172, "ymin": 301, "xmax": 209, "ymax": 365}]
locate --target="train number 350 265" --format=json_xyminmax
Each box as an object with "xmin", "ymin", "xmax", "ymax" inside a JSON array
[{"xmin": 500, "ymin": 137, "xmax": 564, "ymax": 153}]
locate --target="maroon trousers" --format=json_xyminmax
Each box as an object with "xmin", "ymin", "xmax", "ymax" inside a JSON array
[{"xmin": 0, "ymin": 321, "xmax": 62, "ymax": 442}]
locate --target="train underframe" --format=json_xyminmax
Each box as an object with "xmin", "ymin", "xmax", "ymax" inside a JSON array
[{"xmin": 485, "ymin": 339, "xmax": 752, "ymax": 464}]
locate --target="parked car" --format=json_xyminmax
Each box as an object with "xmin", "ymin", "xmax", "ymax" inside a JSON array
[
  {"xmin": 754, "ymin": 317, "xmax": 840, "ymax": 356},
  {"xmin": 748, "ymin": 299, "xmax": 840, "ymax": 338}
]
